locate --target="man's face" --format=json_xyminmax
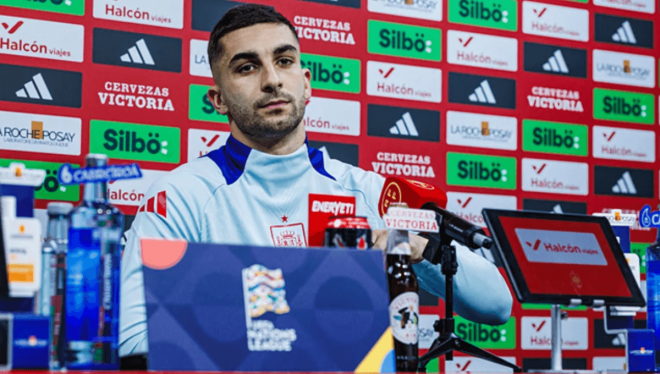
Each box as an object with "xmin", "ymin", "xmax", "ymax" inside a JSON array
[{"xmin": 209, "ymin": 23, "xmax": 311, "ymax": 139}]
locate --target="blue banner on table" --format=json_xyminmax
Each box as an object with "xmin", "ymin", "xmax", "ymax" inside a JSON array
[{"xmin": 142, "ymin": 240, "xmax": 392, "ymax": 372}]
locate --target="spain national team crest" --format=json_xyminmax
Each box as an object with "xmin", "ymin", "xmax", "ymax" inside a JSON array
[
  {"xmin": 241, "ymin": 264, "xmax": 297, "ymax": 352},
  {"xmin": 270, "ymin": 223, "xmax": 307, "ymax": 247}
]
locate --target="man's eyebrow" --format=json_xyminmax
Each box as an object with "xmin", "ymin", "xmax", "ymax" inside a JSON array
[
  {"xmin": 228, "ymin": 51, "xmax": 259, "ymax": 66},
  {"xmin": 273, "ymin": 44, "xmax": 298, "ymax": 55}
]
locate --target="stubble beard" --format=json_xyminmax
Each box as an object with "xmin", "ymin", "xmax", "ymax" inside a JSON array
[{"xmin": 228, "ymin": 91, "xmax": 306, "ymax": 140}]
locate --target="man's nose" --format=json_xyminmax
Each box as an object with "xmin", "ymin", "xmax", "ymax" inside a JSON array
[{"xmin": 261, "ymin": 63, "xmax": 283, "ymax": 92}]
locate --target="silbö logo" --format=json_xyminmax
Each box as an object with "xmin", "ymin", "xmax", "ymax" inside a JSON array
[
  {"xmin": 458, "ymin": 160, "xmax": 508, "ymax": 183},
  {"xmin": 301, "ymin": 60, "xmax": 350, "ymax": 86},
  {"xmin": 459, "ymin": 0, "xmax": 509, "ymax": 23},
  {"xmin": 533, "ymin": 128, "xmax": 579, "ymax": 150},
  {"xmin": 604, "ymin": 96, "xmax": 646, "ymax": 117},
  {"xmin": 103, "ymin": 129, "xmax": 168, "ymax": 156},
  {"xmin": 379, "ymin": 29, "xmax": 433, "ymax": 54}
]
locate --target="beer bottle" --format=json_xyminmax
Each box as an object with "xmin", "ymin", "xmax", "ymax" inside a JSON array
[{"xmin": 386, "ymin": 222, "xmax": 419, "ymax": 372}]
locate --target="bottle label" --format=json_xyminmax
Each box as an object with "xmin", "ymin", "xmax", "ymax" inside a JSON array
[{"xmin": 389, "ymin": 291, "xmax": 419, "ymax": 344}]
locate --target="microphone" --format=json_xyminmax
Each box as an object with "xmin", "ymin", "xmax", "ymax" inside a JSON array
[{"xmin": 378, "ymin": 177, "xmax": 492, "ymax": 250}]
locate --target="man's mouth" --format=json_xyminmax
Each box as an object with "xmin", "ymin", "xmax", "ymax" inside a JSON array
[{"xmin": 261, "ymin": 100, "xmax": 289, "ymax": 109}]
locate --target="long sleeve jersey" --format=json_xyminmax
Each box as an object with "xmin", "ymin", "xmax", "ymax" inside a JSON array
[{"xmin": 119, "ymin": 135, "xmax": 513, "ymax": 357}]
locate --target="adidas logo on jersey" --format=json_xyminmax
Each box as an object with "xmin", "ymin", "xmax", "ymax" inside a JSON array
[
  {"xmin": 138, "ymin": 190, "xmax": 167, "ymax": 217},
  {"xmin": 542, "ymin": 50, "xmax": 569, "ymax": 73},
  {"xmin": 389, "ymin": 112, "xmax": 419, "ymax": 137},
  {"xmin": 612, "ymin": 21, "xmax": 637, "ymax": 44},
  {"xmin": 120, "ymin": 39, "xmax": 155, "ymax": 65},
  {"xmin": 612, "ymin": 171, "xmax": 637, "ymax": 194},
  {"xmin": 15, "ymin": 73, "xmax": 52, "ymax": 101},
  {"xmin": 468, "ymin": 80, "xmax": 496, "ymax": 104}
]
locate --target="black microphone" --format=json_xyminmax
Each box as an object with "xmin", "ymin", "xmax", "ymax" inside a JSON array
[{"xmin": 421, "ymin": 202, "xmax": 493, "ymax": 250}]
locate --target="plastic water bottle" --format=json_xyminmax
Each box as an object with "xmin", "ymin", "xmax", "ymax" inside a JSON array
[
  {"xmin": 646, "ymin": 228, "xmax": 660, "ymax": 368},
  {"xmin": 66, "ymin": 154, "xmax": 123, "ymax": 369}
]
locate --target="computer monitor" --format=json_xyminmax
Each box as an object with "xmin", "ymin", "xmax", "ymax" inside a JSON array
[{"xmin": 482, "ymin": 209, "xmax": 645, "ymax": 307}]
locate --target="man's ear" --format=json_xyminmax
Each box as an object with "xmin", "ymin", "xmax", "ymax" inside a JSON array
[
  {"xmin": 207, "ymin": 85, "xmax": 229, "ymax": 115},
  {"xmin": 302, "ymin": 68, "xmax": 312, "ymax": 103}
]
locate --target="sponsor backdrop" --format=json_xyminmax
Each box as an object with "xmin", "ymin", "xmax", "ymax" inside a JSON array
[{"xmin": 1, "ymin": 0, "xmax": 659, "ymax": 370}]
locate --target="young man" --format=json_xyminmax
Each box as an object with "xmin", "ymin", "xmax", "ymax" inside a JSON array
[{"xmin": 119, "ymin": 4, "xmax": 512, "ymax": 357}]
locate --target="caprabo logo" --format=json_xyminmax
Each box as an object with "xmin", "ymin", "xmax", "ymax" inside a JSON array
[
  {"xmin": 300, "ymin": 53, "xmax": 360, "ymax": 94},
  {"xmin": 188, "ymin": 84, "xmax": 228, "ymax": 123},
  {"xmin": 455, "ymin": 316, "xmax": 516, "ymax": 349},
  {"xmin": 89, "ymin": 120, "xmax": 180, "ymax": 164},
  {"xmin": 367, "ymin": 20, "xmax": 441, "ymax": 61},
  {"xmin": 523, "ymin": 120, "xmax": 587, "ymax": 157},
  {"xmin": 448, "ymin": 0, "xmax": 518, "ymax": 32},
  {"xmin": 2, "ymin": 0, "xmax": 84, "ymax": 16},
  {"xmin": 0, "ymin": 159, "xmax": 79, "ymax": 201},
  {"xmin": 447, "ymin": 152, "xmax": 517, "ymax": 190},
  {"xmin": 593, "ymin": 88, "xmax": 654, "ymax": 125}
]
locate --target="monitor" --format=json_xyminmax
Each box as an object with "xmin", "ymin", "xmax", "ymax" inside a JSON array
[{"xmin": 482, "ymin": 209, "xmax": 645, "ymax": 307}]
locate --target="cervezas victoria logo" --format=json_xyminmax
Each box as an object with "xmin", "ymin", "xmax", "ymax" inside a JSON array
[
  {"xmin": 0, "ymin": 15, "xmax": 83, "ymax": 62},
  {"xmin": 93, "ymin": 0, "xmax": 184, "ymax": 29},
  {"xmin": 293, "ymin": 15, "xmax": 355, "ymax": 45},
  {"xmin": 447, "ymin": 30, "xmax": 518, "ymax": 72},
  {"xmin": 522, "ymin": 158, "xmax": 588, "ymax": 195},
  {"xmin": 593, "ymin": 126, "xmax": 655, "ymax": 163},
  {"xmin": 372, "ymin": 152, "xmax": 436, "ymax": 178},
  {"xmin": 98, "ymin": 81, "xmax": 174, "ymax": 112},
  {"xmin": 522, "ymin": 1, "xmax": 589, "ymax": 41},
  {"xmin": 593, "ymin": 50, "xmax": 655, "ymax": 88},
  {"xmin": 527, "ymin": 86, "xmax": 584, "ymax": 113}
]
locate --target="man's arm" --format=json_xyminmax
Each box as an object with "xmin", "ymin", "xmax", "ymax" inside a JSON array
[
  {"xmin": 120, "ymin": 178, "xmax": 202, "ymax": 356},
  {"xmin": 372, "ymin": 232, "xmax": 513, "ymax": 326}
]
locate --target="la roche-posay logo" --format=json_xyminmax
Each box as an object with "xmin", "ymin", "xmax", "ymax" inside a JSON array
[
  {"xmin": 446, "ymin": 111, "xmax": 517, "ymax": 151},
  {"xmin": 522, "ymin": 158, "xmax": 588, "ymax": 195},
  {"xmin": 522, "ymin": 1, "xmax": 589, "ymax": 42},
  {"xmin": 515, "ymin": 229, "xmax": 607, "ymax": 266},
  {"xmin": 593, "ymin": 50, "xmax": 655, "ymax": 88}
]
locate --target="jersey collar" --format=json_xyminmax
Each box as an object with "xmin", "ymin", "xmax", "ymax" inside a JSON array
[{"xmin": 205, "ymin": 134, "xmax": 335, "ymax": 185}]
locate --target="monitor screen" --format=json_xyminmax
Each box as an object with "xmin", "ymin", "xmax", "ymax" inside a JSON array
[{"xmin": 483, "ymin": 209, "xmax": 645, "ymax": 306}]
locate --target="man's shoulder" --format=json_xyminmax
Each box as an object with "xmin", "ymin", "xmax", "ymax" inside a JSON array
[
  {"xmin": 323, "ymin": 154, "xmax": 385, "ymax": 193},
  {"xmin": 147, "ymin": 156, "xmax": 227, "ymax": 201}
]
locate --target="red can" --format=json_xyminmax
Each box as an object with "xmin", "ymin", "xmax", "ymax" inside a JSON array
[{"xmin": 324, "ymin": 216, "xmax": 372, "ymax": 250}]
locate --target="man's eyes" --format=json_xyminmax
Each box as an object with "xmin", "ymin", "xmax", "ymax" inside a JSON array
[
  {"xmin": 236, "ymin": 58, "xmax": 294, "ymax": 73},
  {"xmin": 278, "ymin": 58, "xmax": 294, "ymax": 66},
  {"xmin": 238, "ymin": 64, "xmax": 256, "ymax": 73}
]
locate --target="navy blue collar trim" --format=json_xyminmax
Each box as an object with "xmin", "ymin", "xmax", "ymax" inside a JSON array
[{"xmin": 205, "ymin": 135, "xmax": 336, "ymax": 185}]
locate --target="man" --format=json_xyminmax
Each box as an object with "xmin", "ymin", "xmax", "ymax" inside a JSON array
[{"xmin": 119, "ymin": 4, "xmax": 512, "ymax": 357}]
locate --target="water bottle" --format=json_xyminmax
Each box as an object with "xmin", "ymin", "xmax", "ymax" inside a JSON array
[
  {"xmin": 646, "ymin": 228, "xmax": 660, "ymax": 368},
  {"xmin": 66, "ymin": 154, "xmax": 123, "ymax": 369}
]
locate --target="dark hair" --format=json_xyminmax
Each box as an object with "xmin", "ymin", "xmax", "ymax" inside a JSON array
[{"xmin": 207, "ymin": 4, "xmax": 299, "ymax": 74}]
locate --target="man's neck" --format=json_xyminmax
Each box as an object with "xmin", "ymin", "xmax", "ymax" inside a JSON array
[{"xmin": 230, "ymin": 122, "xmax": 306, "ymax": 155}]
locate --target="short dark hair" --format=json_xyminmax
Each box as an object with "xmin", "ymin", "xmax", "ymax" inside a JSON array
[{"xmin": 207, "ymin": 4, "xmax": 299, "ymax": 75}]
